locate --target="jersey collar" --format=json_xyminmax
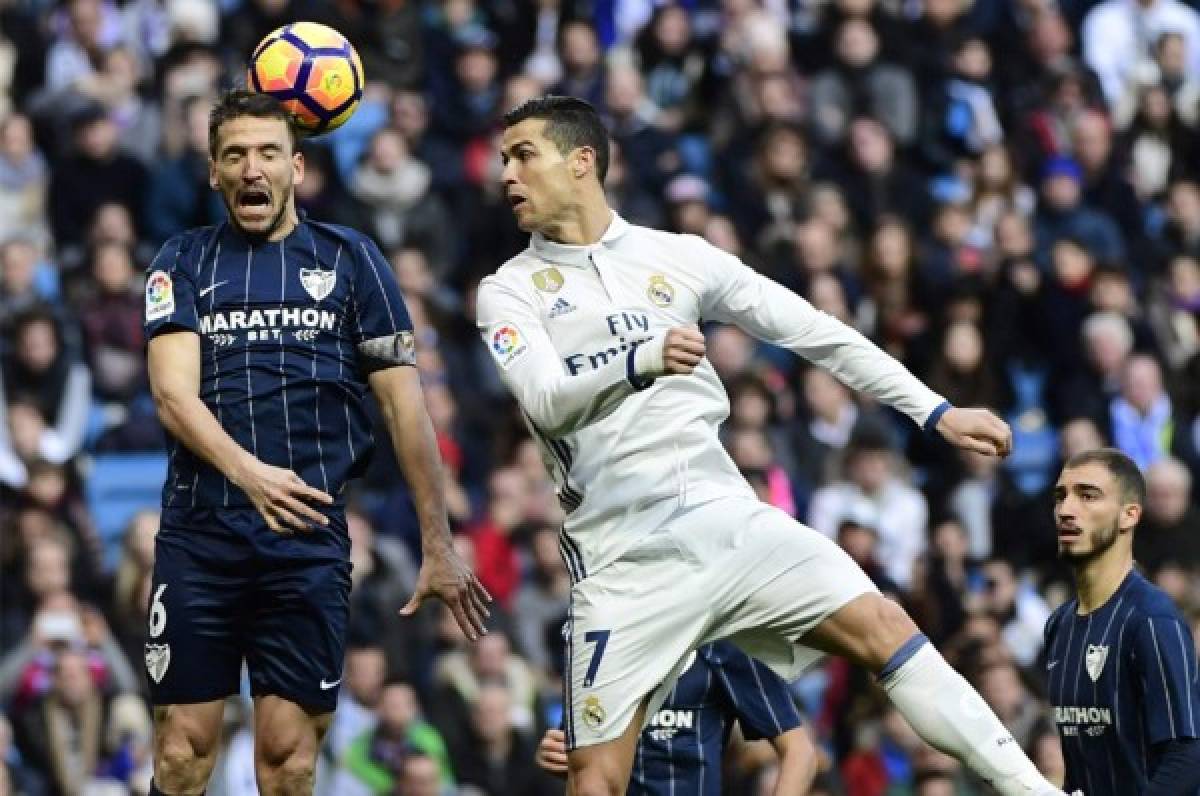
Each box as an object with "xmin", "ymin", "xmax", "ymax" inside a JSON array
[{"xmin": 530, "ymin": 211, "xmax": 629, "ymax": 267}]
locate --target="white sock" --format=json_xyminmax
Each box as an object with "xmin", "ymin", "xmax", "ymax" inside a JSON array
[{"xmin": 880, "ymin": 642, "xmax": 1062, "ymax": 796}]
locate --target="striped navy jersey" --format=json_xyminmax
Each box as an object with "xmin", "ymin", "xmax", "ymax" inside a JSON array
[
  {"xmin": 143, "ymin": 216, "xmax": 413, "ymax": 514},
  {"xmin": 629, "ymin": 641, "xmax": 802, "ymax": 796},
  {"xmin": 1045, "ymin": 570, "xmax": 1200, "ymax": 796}
]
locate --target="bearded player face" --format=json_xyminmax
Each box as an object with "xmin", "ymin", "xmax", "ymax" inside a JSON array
[{"xmin": 209, "ymin": 115, "xmax": 304, "ymax": 241}]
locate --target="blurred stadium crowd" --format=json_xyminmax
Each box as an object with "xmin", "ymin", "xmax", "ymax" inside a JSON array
[{"xmin": 1, "ymin": 0, "xmax": 1200, "ymax": 793}]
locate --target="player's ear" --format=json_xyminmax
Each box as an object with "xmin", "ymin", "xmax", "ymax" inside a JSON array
[
  {"xmin": 208, "ymin": 158, "xmax": 218, "ymax": 191},
  {"xmin": 1120, "ymin": 501, "xmax": 1142, "ymax": 532},
  {"xmin": 571, "ymin": 146, "xmax": 594, "ymax": 180},
  {"xmin": 292, "ymin": 149, "xmax": 305, "ymax": 187}
]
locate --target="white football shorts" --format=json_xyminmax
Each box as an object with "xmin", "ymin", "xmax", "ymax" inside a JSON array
[{"xmin": 562, "ymin": 494, "xmax": 879, "ymax": 749}]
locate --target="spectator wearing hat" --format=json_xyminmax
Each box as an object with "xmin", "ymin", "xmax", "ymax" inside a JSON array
[
  {"xmin": 1033, "ymin": 154, "xmax": 1125, "ymax": 268},
  {"xmin": 662, "ymin": 173, "xmax": 711, "ymax": 235}
]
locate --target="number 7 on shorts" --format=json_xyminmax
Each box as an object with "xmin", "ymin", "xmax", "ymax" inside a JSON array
[{"xmin": 583, "ymin": 630, "xmax": 610, "ymax": 687}]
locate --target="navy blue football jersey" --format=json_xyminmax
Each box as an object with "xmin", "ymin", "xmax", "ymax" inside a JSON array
[
  {"xmin": 1045, "ymin": 570, "xmax": 1200, "ymax": 795},
  {"xmin": 629, "ymin": 641, "xmax": 803, "ymax": 796},
  {"xmin": 144, "ymin": 217, "xmax": 413, "ymax": 513}
]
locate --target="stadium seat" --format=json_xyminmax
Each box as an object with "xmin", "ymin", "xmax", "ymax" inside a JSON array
[{"xmin": 84, "ymin": 452, "xmax": 167, "ymax": 571}]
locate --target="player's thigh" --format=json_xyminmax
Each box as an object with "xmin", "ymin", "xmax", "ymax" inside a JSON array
[
  {"xmin": 252, "ymin": 693, "xmax": 332, "ymax": 767},
  {"xmin": 567, "ymin": 695, "xmax": 650, "ymax": 796},
  {"xmin": 244, "ymin": 555, "xmax": 352, "ymax": 715},
  {"xmin": 145, "ymin": 532, "xmax": 247, "ymax": 706},
  {"xmin": 153, "ymin": 699, "xmax": 226, "ymax": 763},
  {"xmin": 565, "ymin": 537, "xmax": 708, "ymax": 752},
  {"xmin": 705, "ymin": 498, "xmax": 880, "ymax": 677}
]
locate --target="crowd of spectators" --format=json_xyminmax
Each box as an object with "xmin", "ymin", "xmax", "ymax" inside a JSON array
[{"xmin": 2, "ymin": 0, "xmax": 1200, "ymax": 793}]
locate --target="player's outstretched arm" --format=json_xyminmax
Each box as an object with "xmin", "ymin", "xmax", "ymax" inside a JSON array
[
  {"xmin": 147, "ymin": 331, "xmax": 333, "ymax": 533},
  {"xmin": 695, "ymin": 238, "xmax": 1014, "ymax": 454},
  {"xmin": 369, "ymin": 366, "xmax": 492, "ymax": 640}
]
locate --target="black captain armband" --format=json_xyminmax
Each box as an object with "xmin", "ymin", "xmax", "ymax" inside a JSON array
[{"xmin": 357, "ymin": 331, "xmax": 417, "ymax": 373}]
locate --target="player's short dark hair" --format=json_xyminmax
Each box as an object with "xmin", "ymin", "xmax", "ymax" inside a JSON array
[
  {"xmin": 1063, "ymin": 447, "xmax": 1147, "ymax": 507},
  {"xmin": 502, "ymin": 95, "xmax": 610, "ymax": 182},
  {"xmin": 208, "ymin": 89, "xmax": 299, "ymax": 158}
]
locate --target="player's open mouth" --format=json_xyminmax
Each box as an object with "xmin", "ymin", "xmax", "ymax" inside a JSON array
[
  {"xmin": 1057, "ymin": 526, "xmax": 1081, "ymax": 541},
  {"xmin": 508, "ymin": 195, "xmax": 527, "ymax": 209},
  {"xmin": 238, "ymin": 189, "xmax": 271, "ymax": 210}
]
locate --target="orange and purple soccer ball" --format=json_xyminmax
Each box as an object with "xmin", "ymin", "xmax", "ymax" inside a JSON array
[{"xmin": 247, "ymin": 21, "xmax": 364, "ymax": 135}]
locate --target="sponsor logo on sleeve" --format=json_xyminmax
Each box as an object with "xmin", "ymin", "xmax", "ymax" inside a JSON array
[
  {"xmin": 489, "ymin": 322, "xmax": 529, "ymax": 370},
  {"xmin": 146, "ymin": 270, "xmax": 175, "ymax": 321}
]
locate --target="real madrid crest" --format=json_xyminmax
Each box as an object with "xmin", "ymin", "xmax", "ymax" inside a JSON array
[
  {"xmin": 583, "ymin": 695, "xmax": 607, "ymax": 730},
  {"xmin": 533, "ymin": 267, "xmax": 564, "ymax": 293},
  {"xmin": 647, "ymin": 274, "xmax": 674, "ymax": 307}
]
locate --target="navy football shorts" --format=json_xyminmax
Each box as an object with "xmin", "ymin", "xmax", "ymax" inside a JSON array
[{"xmin": 144, "ymin": 508, "xmax": 351, "ymax": 713}]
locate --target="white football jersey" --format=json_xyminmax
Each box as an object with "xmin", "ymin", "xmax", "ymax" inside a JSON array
[{"xmin": 476, "ymin": 213, "xmax": 946, "ymax": 582}]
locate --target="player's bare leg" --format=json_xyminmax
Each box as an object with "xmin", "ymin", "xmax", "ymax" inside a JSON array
[
  {"xmin": 803, "ymin": 593, "xmax": 1068, "ymax": 796},
  {"xmin": 152, "ymin": 700, "xmax": 225, "ymax": 794},
  {"xmin": 252, "ymin": 695, "xmax": 332, "ymax": 795},
  {"xmin": 566, "ymin": 695, "xmax": 650, "ymax": 796}
]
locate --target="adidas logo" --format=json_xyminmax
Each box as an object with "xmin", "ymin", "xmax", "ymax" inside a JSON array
[{"xmin": 549, "ymin": 297, "xmax": 577, "ymax": 318}]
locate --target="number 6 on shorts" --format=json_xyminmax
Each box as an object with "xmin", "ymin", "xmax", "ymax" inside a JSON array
[{"xmin": 583, "ymin": 630, "xmax": 610, "ymax": 687}]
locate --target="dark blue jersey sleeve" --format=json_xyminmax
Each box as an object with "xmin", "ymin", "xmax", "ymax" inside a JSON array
[
  {"xmin": 1133, "ymin": 615, "xmax": 1200, "ymax": 744},
  {"xmin": 711, "ymin": 647, "xmax": 802, "ymax": 741},
  {"xmin": 349, "ymin": 235, "xmax": 415, "ymax": 374},
  {"xmin": 144, "ymin": 233, "xmax": 199, "ymax": 339}
]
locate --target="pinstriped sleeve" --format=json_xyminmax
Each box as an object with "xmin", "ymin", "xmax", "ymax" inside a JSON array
[
  {"xmin": 351, "ymin": 235, "xmax": 415, "ymax": 372},
  {"xmin": 1132, "ymin": 615, "xmax": 1200, "ymax": 744},
  {"xmin": 144, "ymin": 234, "xmax": 199, "ymax": 338}
]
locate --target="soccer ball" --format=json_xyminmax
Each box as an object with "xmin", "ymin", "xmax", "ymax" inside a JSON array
[{"xmin": 247, "ymin": 21, "xmax": 364, "ymax": 135}]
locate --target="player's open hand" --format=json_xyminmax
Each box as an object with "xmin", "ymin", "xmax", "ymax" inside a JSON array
[
  {"xmin": 935, "ymin": 407, "xmax": 1013, "ymax": 457},
  {"xmin": 233, "ymin": 456, "xmax": 333, "ymax": 534},
  {"xmin": 536, "ymin": 729, "xmax": 569, "ymax": 776},
  {"xmin": 400, "ymin": 542, "xmax": 492, "ymax": 641},
  {"xmin": 662, "ymin": 326, "xmax": 706, "ymax": 375}
]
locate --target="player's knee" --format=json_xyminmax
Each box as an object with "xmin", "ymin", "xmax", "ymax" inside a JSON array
[
  {"xmin": 155, "ymin": 732, "xmax": 217, "ymax": 791},
  {"xmin": 568, "ymin": 757, "xmax": 625, "ymax": 796},
  {"xmin": 256, "ymin": 752, "xmax": 316, "ymax": 795},
  {"xmin": 570, "ymin": 770, "xmax": 624, "ymax": 796},
  {"xmin": 255, "ymin": 736, "xmax": 317, "ymax": 792},
  {"xmin": 866, "ymin": 596, "xmax": 920, "ymax": 668}
]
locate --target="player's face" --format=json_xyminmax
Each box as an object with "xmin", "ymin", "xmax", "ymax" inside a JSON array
[
  {"xmin": 209, "ymin": 115, "xmax": 304, "ymax": 240},
  {"xmin": 1053, "ymin": 463, "xmax": 1140, "ymax": 563},
  {"xmin": 500, "ymin": 118, "xmax": 583, "ymax": 233}
]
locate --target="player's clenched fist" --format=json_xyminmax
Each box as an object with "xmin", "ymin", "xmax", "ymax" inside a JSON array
[
  {"xmin": 232, "ymin": 455, "xmax": 333, "ymax": 534},
  {"xmin": 661, "ymin": 326, "xmax": 706, "ymax": 375},
  {"xmin": 536, "ymin": 729, "xmax": 569, "ymax": 777}
]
